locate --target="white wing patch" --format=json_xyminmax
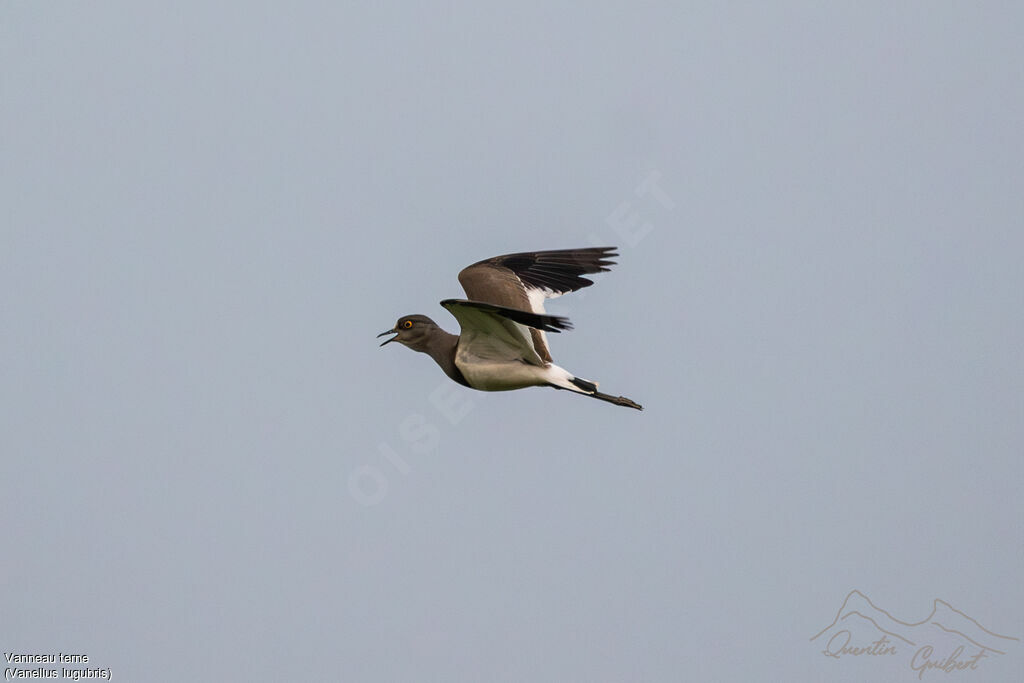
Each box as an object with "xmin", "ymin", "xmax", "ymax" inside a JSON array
[
  {"xmin": 523, "ymin": 285, "xmax": 563, "ymax": 362},
  {"xmin": 525, "ymin": 285, "xmax": 561, "ymax": 314}
]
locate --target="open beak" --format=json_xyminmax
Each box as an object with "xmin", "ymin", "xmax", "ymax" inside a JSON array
[{"xmin": 377, "ymin": 329, "xmax": 397, "ymax": 347}]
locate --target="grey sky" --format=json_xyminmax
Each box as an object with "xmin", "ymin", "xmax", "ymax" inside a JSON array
[{"xmin": 2, "ymin": 3, "xmax": 1022, "ymax": 681}]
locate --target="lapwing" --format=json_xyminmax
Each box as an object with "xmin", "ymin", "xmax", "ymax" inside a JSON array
[{"xmin": 378, "ymin": 247, "xmax": 642, "ymax": 410}]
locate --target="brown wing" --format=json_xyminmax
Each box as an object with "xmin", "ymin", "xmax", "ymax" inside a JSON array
[{"xmin": 456, "ymin": 247, "xmax": 618, "ymax": 363}]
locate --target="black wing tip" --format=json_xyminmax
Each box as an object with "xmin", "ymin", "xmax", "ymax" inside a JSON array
[
  {"xmin": 516, "ymin": 308, "xmax": 572, "ymax": 333},
  {"xmin": 487, "ymin": 246, "xmax": 620, "ymax": 267},
  {"xmin": 546, "ymin": 315, "xmax": 573, "ymax": 332},
  {"xmin": 441, "ymin": 298, "xmax": 573, "ymax": 333},
  {"xmin": 480, "ymin": 247, "xmax": 623, "ymax": 295}
]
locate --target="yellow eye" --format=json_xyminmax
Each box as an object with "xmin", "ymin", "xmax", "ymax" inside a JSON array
[{"xmin": 402, "ymin": 320, "xmax": 413, "ymax": 329}]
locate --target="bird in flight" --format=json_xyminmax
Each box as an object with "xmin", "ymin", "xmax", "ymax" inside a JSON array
[{"xmin": 377, "ymin": 247, "xmax": 642, "ymax": 410}]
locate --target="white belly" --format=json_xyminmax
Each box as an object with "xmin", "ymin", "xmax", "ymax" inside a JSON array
[{"xmin": 455, "ymin": 357, "xmax": 551, "ymax": 391}]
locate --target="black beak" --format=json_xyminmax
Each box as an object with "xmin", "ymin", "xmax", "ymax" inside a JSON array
[{"xmin": 377, "ymin": 329, "xmax": 397, "ymax": 347}]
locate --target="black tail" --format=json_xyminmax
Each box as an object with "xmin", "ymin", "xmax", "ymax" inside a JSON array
[{"xmin": 555, "ymin": 377, "xmax": 643, "ymax": 411}]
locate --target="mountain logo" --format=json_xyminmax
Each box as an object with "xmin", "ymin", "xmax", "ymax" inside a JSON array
[{"xmin": 811, "ymin": 590, "xmax": 1018, "ymax": 678}]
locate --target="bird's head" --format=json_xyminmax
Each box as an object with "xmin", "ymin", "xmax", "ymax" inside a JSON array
[{"xmin": 377, "ymin": 314, "xmax": 441, "ymax": 353}]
